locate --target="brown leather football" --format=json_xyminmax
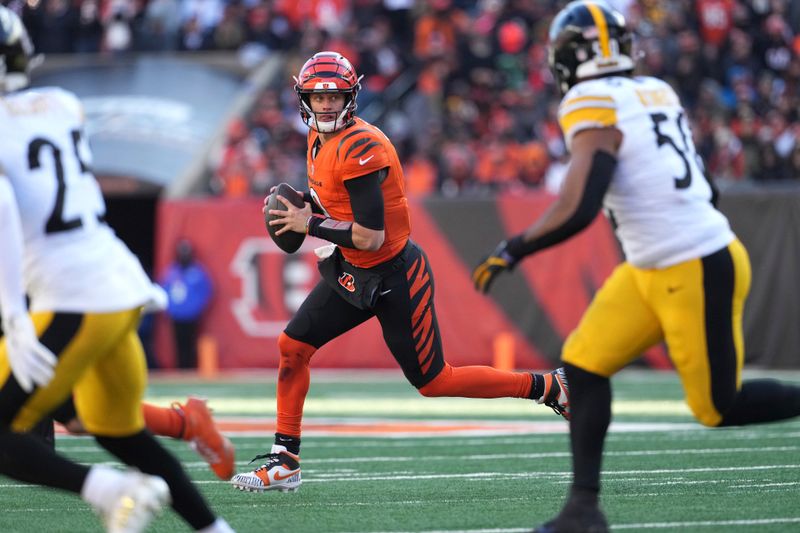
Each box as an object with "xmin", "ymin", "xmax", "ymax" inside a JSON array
[{"xmin": 265, "ymin": 182, "xmax": 306, "ymax": 253}]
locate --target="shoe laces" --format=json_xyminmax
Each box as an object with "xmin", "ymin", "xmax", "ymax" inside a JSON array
[
  {"xmin": 544, "ymin": 399, "xmax": 568, "ymax": 417},
  {"xmin": 542, "ymin": 369, "xmax": 569, "ymax": 418},
  {"xmin": 249, "ymin": 451, "xmax": 299, "ymax": 473},
  {"xmin": 249, "ymin": 452, "xmax": 282, "ymax": 471}
]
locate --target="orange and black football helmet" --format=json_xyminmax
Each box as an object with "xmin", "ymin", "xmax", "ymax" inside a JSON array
[
  {"xmin": 293, "ymin": 51, "xmax": 363, "ymax": 133},
  {"xmin": 548, "ymin": 1, "xmax": 634, "ymax": 95}
]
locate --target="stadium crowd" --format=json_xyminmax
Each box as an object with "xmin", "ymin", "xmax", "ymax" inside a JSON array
[{"xmin": 9, "ymin": 0, "xmax": 800, "ymax": 196}]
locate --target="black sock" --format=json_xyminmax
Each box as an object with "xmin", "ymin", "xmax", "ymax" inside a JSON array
[
  {"xmin": 719, "ymin": 379, "xmax": 800, "ymax": 426},
  {"xmin": 95, "ymin": 430, "xmax": 216, "ymax": 530},
  {"xmin": 528, "ymin": 373, "xmax": 545, "ymax": 401},
  {"xmin": 0, "ymin": 428, "xmax": 87, "ymax": 492},
  {"xmin": 30, "ymin": 417, "xmax": 56, "ymax": 449},
  {"xmin": 566, "ymin": 485, "xmax": 599, "ymax": 506},
  {"xmin": 275, "ymin": 432, "xmax": 301, "ymax": 455},
  {"xmin": 51, "ymin": 396, "xmax": 78, "ymax": 425},
  {"xmin": 564, "ymin": 363, "xmax": 611, "ymax": 492}
]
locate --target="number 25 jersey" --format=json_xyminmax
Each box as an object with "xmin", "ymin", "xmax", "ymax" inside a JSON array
[
  {"xmin": 558, "ymin": 76, "xmax": 734, "ymax": 269},
  {"xmin": 0, "ymin": 87, "xmax": 160, "ymax": 313}
]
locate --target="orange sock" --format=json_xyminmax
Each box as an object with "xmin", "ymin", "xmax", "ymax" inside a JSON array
[
  {"xmin": 418, "ymin": 362, "xmax": 532, "ymax": 398},
  {"xmin": 275, "ymin": 332, "xmax": 316, "ymax": 437},
  {"xmin": 142, "ymin": 403, "xmax": 185, "ymax": 439}
]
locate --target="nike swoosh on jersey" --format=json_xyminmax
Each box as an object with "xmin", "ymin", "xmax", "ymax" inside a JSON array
[{"xmin": 359, "ymin": 154, "xmax": 375, "ymax": 165}]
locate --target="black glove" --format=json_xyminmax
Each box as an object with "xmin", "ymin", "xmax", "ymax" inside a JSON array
[{"xmin": 472, "ymin": 239, "xmax": 520, "ymax": 294}]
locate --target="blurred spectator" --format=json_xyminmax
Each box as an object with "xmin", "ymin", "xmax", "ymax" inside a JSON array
[
  {"xmin": 404, "ymin": 148, "xmax": 438, "ymax": 196},
  {"xmin": 140, "ymin": 0, "xmax": 181, "ymax": 51},
  {"xmin": 15, "ymin": 0, "xmax": 799, "ymax": 192},
  {"xmin": 103, "ymin": 10, "xmax": 133, "ymax": 53},
  {"xmin": 75, "ymin": 0, "xmax": 103, "ymax": 52},
  {"xmin": 208, "ymin": 0, "xmax": 800, "ymax": 191}
]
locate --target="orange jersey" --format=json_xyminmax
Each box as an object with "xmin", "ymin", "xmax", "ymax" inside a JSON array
[{"xmin": 306, "ymin": 117, "xmax": 411, "ymax": 268}]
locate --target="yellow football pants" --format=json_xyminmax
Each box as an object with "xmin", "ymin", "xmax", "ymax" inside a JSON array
[
  {"xmin": 0, "ymin": 308, "xmax": 146, "ymax": 436},
  {"xmin": 563, "ymin": 239, "xmax": 751, "ymax": 426}
]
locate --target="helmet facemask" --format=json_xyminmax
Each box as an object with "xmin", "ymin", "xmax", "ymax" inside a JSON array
[{"xmin": 294, "ymin": 84, "xmax": 361, "ymax": 134}]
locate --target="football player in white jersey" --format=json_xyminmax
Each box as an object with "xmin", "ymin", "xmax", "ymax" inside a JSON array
[
  {"xmin": 472, "ymin": 2, "xmax": 800, "ymax": 531},
  {"xmin": 0, "ymin": 8, "xmax": 233, "ymax": 532}
]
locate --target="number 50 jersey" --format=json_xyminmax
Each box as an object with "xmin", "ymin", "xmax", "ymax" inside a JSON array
[
  {"xmin": 558, "ymin": 76, "xmax": 734, "ymax": 269},
  {"xmin": 0, "ymin": 87, "xmax": 161, "ymax": 313}
]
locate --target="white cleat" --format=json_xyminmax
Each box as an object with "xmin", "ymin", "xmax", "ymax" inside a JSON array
[
  {"xmin": 231, "ymin": 445, "xmax": 301, "ymax": 493},
  {"xmin": 104, "ymin": 473, "xmax": 171, "ymax": 533}
]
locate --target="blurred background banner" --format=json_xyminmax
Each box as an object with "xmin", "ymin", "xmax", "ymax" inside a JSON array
[{"xmin": 155, "ymin": 190, "xmax": 800, "ymax": 370}]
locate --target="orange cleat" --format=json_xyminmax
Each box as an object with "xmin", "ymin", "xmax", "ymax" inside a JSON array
[{"xmin": 174, "ymin": 397, "xmax": 235, "ymax": 480}]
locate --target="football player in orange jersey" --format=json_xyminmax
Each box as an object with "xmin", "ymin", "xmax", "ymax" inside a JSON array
[{"xmin": 230, "ymin": 51, "xmax": 570, "ymax": 493}]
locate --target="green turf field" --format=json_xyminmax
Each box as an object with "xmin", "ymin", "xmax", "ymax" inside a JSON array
[{"xmin": 2, "ymin": 369, "xmax": 798, "ymax": 532}]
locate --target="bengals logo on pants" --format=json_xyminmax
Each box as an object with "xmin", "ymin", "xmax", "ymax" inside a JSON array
[{"xmin": 338, "ymin": 272, "xmax": 356, "ymax": 292}]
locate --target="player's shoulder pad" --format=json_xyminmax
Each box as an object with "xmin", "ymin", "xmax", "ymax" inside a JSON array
[
  {"xmin": 335, "ymin": 124, "xmax": 390, "ymax": 178},
  {"xmin": 41, "ymin": 87, "xmax": 84, "ymax": 122},
  {"xmin": 558, "ymin": 78, "xmax": 621, "ymax": 147}
]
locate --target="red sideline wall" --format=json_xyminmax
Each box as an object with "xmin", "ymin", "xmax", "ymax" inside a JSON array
[
  {"xmin": 154, "ymin": 196, "xmax": 595, "ymax": 370},
  {"xmin": 155, "ymin": 189, "xmax": 800, "ymax": 370}
]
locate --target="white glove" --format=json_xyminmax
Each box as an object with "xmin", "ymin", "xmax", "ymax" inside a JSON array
[
  {"xmin": 3, "ymin": 314, "xmax": 57, "ymax": 392},
  {"xmin": 143, "ymin": 283, "xmax": 168, "ymax": 314}
]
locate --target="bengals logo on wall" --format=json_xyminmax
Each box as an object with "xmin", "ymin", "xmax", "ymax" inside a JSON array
[
  {"xmin": 338, "ymin": 272, "xmax": 356, "ymax": 292},
  {"xmin": 228, "ymin": 237, "xmax": 319, "ymax": 337}
]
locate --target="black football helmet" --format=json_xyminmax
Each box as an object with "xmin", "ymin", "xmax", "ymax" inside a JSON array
[
  {"xmin": 0, "ymin": 6, "xmax": 35, "ymax": 92},
  {"xmin": 548, "ymin": 1, "xmax": 634, "ymax": 95}
]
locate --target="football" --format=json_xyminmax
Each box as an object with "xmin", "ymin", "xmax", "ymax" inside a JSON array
[{"xmin": 265, "ymin": 182, "xmax": 306, "ymax": 253}]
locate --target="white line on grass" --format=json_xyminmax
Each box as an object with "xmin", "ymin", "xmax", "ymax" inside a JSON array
[
  {"xmin": 355, "ymin": 517, "xmax": 800, "ymax": 533},
  {"xmin": 42, "ymin": 444, "xmax": 800, "ymax": 473},
  {"xmin": 294, "ymin": 463, "xmax": 800, "ymax": 483},
  {"xmin": 144, "ymin": 397, "xmax": 695, "ymax": 417},
  {"xmin": 297, "ymin": 445, "xmax": 799, "ymax": 465},
  {"xmin": 613, "ymin": 517, "xmax": 800, "ymax": 529},
  {"xmin": 6, "ymin": 462, "xmax": 796, "ymax": 488}
]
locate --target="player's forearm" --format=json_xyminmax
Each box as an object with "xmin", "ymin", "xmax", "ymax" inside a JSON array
[
  {"xmin": 352, "ymin": 224, "xmax": 384, "ymax": 251},
  {"xmin": 508, "ymin": 151, "xmax": 615, "ymax": 259},
  {"xmin": 306, "ymin": 216, "xmax": 384, "ymax": 250}
]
